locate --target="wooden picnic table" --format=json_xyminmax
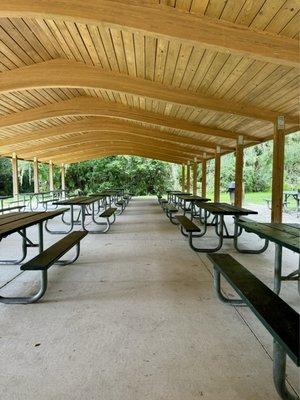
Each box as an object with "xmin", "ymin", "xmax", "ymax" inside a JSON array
[
  {"xmin": 0, "ymin": 209, "xmax": 67, "ymax": 265},
  {"xmin": 0, "ymin": 195, "xmax": 12, "ymax": 210},
  {"xmin": 177, "ymin": 195, "xmax": 211, "ymax": 218},
  {"xmin": 53, "ymin": 195, "xmax": 107, "ymax": 233},
  {"xmin": 236, "ymin": 220, "xmax": 300, "ymax": 294},
  {"xmin": 283, "ymin": 190, "xmax": 300, "ymax": 212},
  {"xmin": 188, "ymin": 202, "xmax": 258, "ymax": 252}
]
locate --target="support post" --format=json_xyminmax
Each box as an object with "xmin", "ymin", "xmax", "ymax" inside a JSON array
[
  {"xmin": 33, "ymin": 157, "xmax": 39, "ymax": 194},
  {"xmin": 235, "ymin": 136, "xmax": 244, "ymax": 207},
  {"xmin": 193, "ymin": 158, "xmax": 198, "ymax": 195},
  {"xmin": 61, "ymin": 163, "xmax": 66, "ymax": 192},
  {"xmin": 181, "ymin": 164, "xmax": 185, "ymax": 192},
  {"xmin": 11, "ymin": 152, "xmax": 19, "ymax": 197},
  {"xmin": 271, "ymin": 117, "xmax": 285, "ymax": 223},
  {"xmin": 201, "ymin": 154, "xmax": 207, "ymax": 198},
  {"xmin": 49, "ymin": 160, "xmax": 54, "ymax": 192},
  {"xmin": 214, "ymin": 147, "xmax": 221, "ymax": 202},
  {"xmin": 186, "ymin": 162, "xmax": 191, "ymax": 193}
]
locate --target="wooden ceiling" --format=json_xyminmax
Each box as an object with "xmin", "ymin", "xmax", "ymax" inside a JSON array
[{"xmin": 0, "ymin": 0, "xmax": 299, "ymax": 165}]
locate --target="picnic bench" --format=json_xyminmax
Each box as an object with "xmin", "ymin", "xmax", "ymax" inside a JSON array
[
  {"xmin": 208, "ymin": 253, "xmax": 299, "ymax": 400},
  {"xmin": 0, "ymin": 205, "xmax": 25, "ymax": 214},
  {"xmin": 98, "ymin": 207, "xmax": 117, "ymax": 232},
  {"xmin": 175, "ymin": 215, "xmax": 201, "ymax": 237},
  {"xmin": 164, "ymin": 203, "xmax": 179, "ymax": 224},
  {"xmin": 0, "ymin": 230, "xmax": 87, "ymax": 304},
  {"xmin": 235, "ymin": 219, "xmax": 300, "ymax": 294}
]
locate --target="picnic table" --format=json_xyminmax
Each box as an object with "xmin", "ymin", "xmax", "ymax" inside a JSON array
[
  {"xmin": 283, "ymin": 190, "xmax": 300, "ymax": 212},
  {"xmin": 169, "ymin": 191, "xmax": 192, "ymax": 205},
  {"xmin": 52, "ymin": 195, "xmax": 108, "ymax": 233},
  {"xmin": 0, "ymin": 195, "xmax": 13, "ymax": 211},
  {"xmin": 235, "ymin": 220, "xmax": 300, "ymax": 294},
  {"xmin": 177, "ymin": 194, "xmax": 210, "ymax": 218},
  {"xmin": 189, "ymin": 202, "xmax": 258, "ymax": 252},
  {"xmin": 0, "ymin": 209, "xmax": 67, "ymax": 264}
]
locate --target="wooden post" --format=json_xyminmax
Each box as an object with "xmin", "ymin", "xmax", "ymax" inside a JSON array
[
  {"xmin": 181, "ymin": 164, "xmax": 185, "ymax": 192},
  {"xmin": 61, "ymin": 163, "xmax": 66, "ymax": 192},
  {"xmin": 234, "ymin": 136, "xmax": 244, "ymax": 206},
  {"xmin": 214, "ymin": 147, "xmax": 221, "ymax": 202},
  {"xmin": 33, "ymin": 157, "xmax": 39, "ymax": 193},
  {"xmin": 271, "ymin": 116, "xmax": 285, "ymax": 223},
  {"xmin": 201, "ymin": 154, "xmax": 207, "ymax": 198},
  {"xmin": 11, "ymin": 152, "xmax": 19, "ymax": 197},
  {"xmin": 186, "ymin": 162, "xmax": 191, "ymax": 193},
  {"xmin": 193, "ymin": 157, "xmax": 198, "ymax": 195},
  {"xmin": 49, "ymin": 160, "xmax": 54, "ymax": 192}
]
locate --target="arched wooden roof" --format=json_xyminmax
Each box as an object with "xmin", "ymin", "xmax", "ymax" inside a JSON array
[{"xmin": 0, "ymin": 0, "xmax": 299, "ymax": 164}]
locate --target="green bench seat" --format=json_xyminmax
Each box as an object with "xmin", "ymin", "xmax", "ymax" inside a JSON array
[{"xmin": 208, "ymin": 253, "xmax": 299, "ymax": 400}]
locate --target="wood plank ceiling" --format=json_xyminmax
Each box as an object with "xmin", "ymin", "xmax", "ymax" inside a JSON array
[{"xmin": 0, "ymin": 0, "xmax": 299, "ymax": 164}]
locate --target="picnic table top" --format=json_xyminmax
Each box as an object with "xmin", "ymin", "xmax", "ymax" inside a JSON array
[
  {"xmin": 194, "ymin": 202, "xmax": 258, "ymax": 216},
  {"xmin": 237, "ymin": 220, "xmax": 300, "ymax": 253},
  {"xmin": 0, "ymin": 195, "xmax": 12, "ymax": 200},
  {"xmin": 283, "ymin": 190, "xmax": 299, "ymax": 195},
  {"xmin": 174, "ymin": 192, "xmax": 192, "ymax": 196},
  {"xmin": 0, "ymin": 209, "xmax": 67, "ymax": 238},
  {"xmin": 178, "ymin": 195, "xmax": 211, "ymax": 202},
  {"xmin": 54, "ymin": 195, "xmax": 103, "ymax": 205}
]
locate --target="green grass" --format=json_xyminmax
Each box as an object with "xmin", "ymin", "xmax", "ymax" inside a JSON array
[{"xmin": 206, "ymin": 191, "xmax": 272, "ymax": 205}]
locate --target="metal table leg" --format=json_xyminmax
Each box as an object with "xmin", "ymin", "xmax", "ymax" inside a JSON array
[
  {"xmin": 273, "ymin": 340, "xmax": 298, "ymax": 400},
  {"xmin": 274, "ymin": 244, "xmax": 283, "ymax": 295},
  {"xmin": 45, "ymin": 207, "xmax": 74, "ymax": 234}
]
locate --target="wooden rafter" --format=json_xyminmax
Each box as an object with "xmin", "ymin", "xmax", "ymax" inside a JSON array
[
  {"xmin": 55, "ymin": 152, "xmax": 183, "ymax": 165},
  {"xmin": 0, "ymin": 97, "xmax": 257, "ymax": 143},
  {"xmin": 0, "ymin": 118, "xmax": 225, "ymax": 152},
  {"xmin": 27, "ymin": 140, "xmax": 196, "ymax": 160},
  {"xmin": 12, "ymin": 135, "xmax": 205, "ymax": 159},
  {"xmin": 0, "ymin": 1, "xmax": 298, "ymax": 67},
  {"xmin": 40, "ymin": 145, "xmax": 190, "ymax": 164},
  {"xmin": 0, "ymin": 60, "xmax": 297, "ymax": 124}
]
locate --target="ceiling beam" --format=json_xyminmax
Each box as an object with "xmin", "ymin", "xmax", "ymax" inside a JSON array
[
  {"xmin": 0, "ymin": 97, "xmax": 256, "ymax": 143},
  {"xmin": 29, "ymin": 141, "xmax": 195, "ymax": 160},
  {"xmin": 13, "ymin": 136, "xmax": 204, "ymax": 159},
  {"xmin": 0, "ymin": 118, "xmax": 221, "ymax": 153},
  {"xmin": 0, "ymin": 60, "xmax": 297, "ymax": 124},
  {"xmin": 0, "ymin": 1, "xmax": 298, "ymax": 67},
  {"xmin": 55, "ymin": 151, "xmax": 183, "ymax": 165},
  {"xmin": 40, "ymin": 145, "xmax": 190, "ymax": 164}
]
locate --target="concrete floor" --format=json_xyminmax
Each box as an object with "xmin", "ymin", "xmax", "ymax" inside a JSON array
[{"xmin": 0, "ymin": 198, "xmax": 299, "ymax": 400}]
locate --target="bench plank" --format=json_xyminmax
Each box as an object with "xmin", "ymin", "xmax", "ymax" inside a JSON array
[
  {"xmin": 176, "ymin": 215, "xmax": 201, "ymax": 232},
  {"xmin": 208, "ymin": 253, "xmax": 300, "ymax": 366},
  {"xmin": 100, "ymin": 207, "xmax": 117, "ymax": 218},
  {"xmin": 21, "ymin": 231, "xmax": 87, "ymax": 271}
]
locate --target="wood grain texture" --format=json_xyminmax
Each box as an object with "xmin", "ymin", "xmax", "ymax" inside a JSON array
[{"xmin": 0, "ymin": 1, "xmax": 298, "ymax": 66}]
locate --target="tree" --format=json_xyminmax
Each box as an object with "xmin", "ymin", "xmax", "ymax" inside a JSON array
[{"xmin": 65, "ymin": 156, "xmax": 174, "ymax": 195}]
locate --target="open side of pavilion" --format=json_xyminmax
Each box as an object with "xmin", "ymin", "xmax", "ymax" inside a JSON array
[{"xmin": 0, "ymin": 1, "xmax": 299, "ymax": 400}]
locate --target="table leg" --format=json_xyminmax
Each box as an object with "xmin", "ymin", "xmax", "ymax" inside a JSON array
[
  {"xmin": 274, "ymin": 244, "xmax": 282, "ymax": 294},
  {"xmin": 38, "ymin": 221, "xmax": 44, "ymax": 253}
]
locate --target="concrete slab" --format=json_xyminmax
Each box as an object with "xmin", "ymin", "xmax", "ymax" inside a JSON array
[{"xmin": 0, "ymin": 198, "xmax": 299, "ymax": 400}]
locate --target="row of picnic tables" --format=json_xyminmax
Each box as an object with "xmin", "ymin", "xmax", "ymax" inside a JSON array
[
  {"xmin": 0, "ymin": 189, "xmax": 132, "ymax": 266},
  {"xmin": 162, "ymin": 191, "xmax": 299, "ymax": 399},
  {"xmin": 162, "ymin": 190, "xmax": 299, "ymax": 295}
]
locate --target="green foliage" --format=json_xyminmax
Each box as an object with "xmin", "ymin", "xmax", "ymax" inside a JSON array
[
  {"xmin": 0, "ymin": 157, "xmax": 12, "ymax": 195},
  {"xmin": 197, "ymin": 132, "xmax": 300, "ymax": 193},
  {"xmin": 65, "ymin": 156, "xmax": 173, "ymax": 195},
  {"xmin": 0, "ymin": 132, "xmax": 298, "ymax": 196}
]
